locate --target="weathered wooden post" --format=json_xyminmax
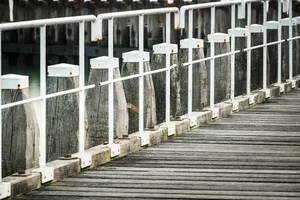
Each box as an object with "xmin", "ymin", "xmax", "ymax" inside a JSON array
[
  {"xmin": 121, "ymin": 50, "xmax": 157, "ymax": 133},
  {"xmin": 250, "ymin": 4, "xmax": 264, "ymax": 90},
  {"xmin": 46, "ymin": 63, "xmax": 81, "ymax": 162},
  {"xmin": 234, "ymin": 19, "xmax": 247, "ymax": 96},
  {"xmin": 1, "ymin": 74, "xmax": 39, "ymax": 177},
  {"xmin": 86, "ymin": 56, "xmax": 128, "ymax": 148},
  {"xmin": 151, "ymin": 43, "xmax": 181, "ymax": 124},
  {"xmin": 179, "ymin": 38, "xmax": 207, "ymax": 115},
  {"xmin": 206, "ymin": 34, "xmax": 231, "ymax": 104}
]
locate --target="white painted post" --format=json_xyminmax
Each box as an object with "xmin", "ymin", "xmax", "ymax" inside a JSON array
[
  {"xmin": 39, "ymin": 26, "xmax": 46, "ymax": 168},
  {"xmin": 79, "ymin": 21, "xmax": 85, "ymax": 153},
  {"xmin": 139, "ymin": 15, "xmax": 144, "ymax": 134},
  {"xmin": 263, "ymin": 0, "xmax": 267, "ymax": 89},
  {"xmin": 246, "ymin": 2, "xmax": 251, "ymax": 95},
  {"xmin": 288, "ymin": 0, "xmax": 293, "ymax": 81},
  {"xmin": 230, "ymin": 4, "xmax": 236, "ymax": 101},
  {"xmin": 108, "ymin": 18, "xmax": 114, "ymax": 144},
  {"xmin": 0, "ymin": 30, "xmax": 2, "ymax": 181},
  {"xmin": 9, "ymin": 0, "xmax": 14, "ymax": 22},
  {"xmin": 188, "ymin": 10, "xmax": 193, "ymax": 117},
  {"xmin": 210, "ymin": 6, "xmax": 215, "ymax": 109},
  {"xmin": 277, "ymin": 0, "xmax": 282, "ymax": 84},
  {"xmin": 165, "ymin": 12, "xmax": 171, "ymax": 124}
]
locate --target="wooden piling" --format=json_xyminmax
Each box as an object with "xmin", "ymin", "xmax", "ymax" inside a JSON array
[
  {"xmin": 179, "ymin": 40, "xmax": 208, "ymax": 115},
  {"xmin": 121, "ymin": 51, "xmax": 157, "ymax": 133},
  {"xmin": 235, "ymin": 18, "xmax": 247, "ymax": 96},
  {"xmin": 86, "ymin": 57, "xmax": 128, "ymax": 148},
  {"xmin": 46, "ymin": 63, "xmax": 82, "ymax": 162},
  {"xmin": 250, "ymin": 4, "xmax": 263, "ymax": 90},
  {"xmin": 206, "ymin": 42, "xmax": 231, "ymax": 104},
  {"xmin": 1, "ymin": 74, "xmax": 39, "ymax": 177},
  {"xmin": 151, "ymin": 43, "xmax": 181, "ymax": 124}
]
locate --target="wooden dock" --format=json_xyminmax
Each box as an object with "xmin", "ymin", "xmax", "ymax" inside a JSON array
[{"xmin": 17, "ymin": 89, "xmax": 300, "ymax": 199}]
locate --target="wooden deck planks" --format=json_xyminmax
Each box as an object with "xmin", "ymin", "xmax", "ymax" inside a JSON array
[{"xmin": 17, "ymin": 89, "xmax": 300, "ymax": 199}]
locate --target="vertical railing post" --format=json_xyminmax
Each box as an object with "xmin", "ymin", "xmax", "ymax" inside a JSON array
[
  {"xmin": 288, "ymin": 0, "xmax": 293, "ymax": 81},
  {"xmin": 108, "ymin": 18, "xmax": 114, "ymax": 144},
  {"xmin": 188, "ymin": 10, "xmax": 193, "ymax": 117},
  {"xmin": 210, "ymin": 6, "xmax": 215, "ymax": 109},
  {"xmin": 246, "ymin": 2, "xmax": 251, "ymax": 95},
  {"xmin": 230, "ymin": 4, "xmax": 236, "ymax": 102},
  {"xmin": 0, "ymin": 30, "xmax": 2, "ymax": 181},
  {"xmin": 139, "ymin": 15, "xmax": 144, "ymax": 134},
  {"xmin": 39, "ymin": 25, "xmax": 46, "ymax": 169},
  {"xmin": 79, "ymin": 21, "xmax": 85, "ymax": 153},
  {"xmin": 262, "ymin": 0, "xmax": 267, "ymax": 90},
  {"xmin": 277, "ymin": 0, "xmax": 282, "ymax": 84},
  {"xmin": 165, "ymin": 12, "xmax": 171, "ymax": 124}
]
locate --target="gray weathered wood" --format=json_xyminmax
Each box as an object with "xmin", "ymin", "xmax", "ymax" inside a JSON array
[
  {"xmin": 179, "ymin": 48, "xmax": 207, "ymax": 115},
  {"xmin": 46, "ymin": 77, "xmax": 81, "ymax": 162},
  {"xmin": 18, "ymin": 89, "xmax": 300, "ymax": 200},
  {"xmin": 85, "ymin": 68, "xmax": 128, "ymax": 148},
  {"xmin": 151, "ymin": 53, "xmax": 181, "ymax": 123},
  {"xmin": 235, "ymin": 18, "xmax": 247, "ymax": 96},
  {"xmin": 206, "ymin": 43, "xmax": 231, "ymax": 104},
  {"xmin": 121, "ymin": 61, "xmax": 157, "ymax": 133},
  {"xmin": 2, "ymin": 88, "xmax": 39, "ymax": 177}
]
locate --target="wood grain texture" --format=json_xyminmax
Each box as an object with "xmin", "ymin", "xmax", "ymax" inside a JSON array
[
  {"xmin": 2, "ymin": 89, "xmax": 39, "ymax": 177},
  {"xmin": 18, "ymin": 89, "xmax": 300, "ymax": 200},
  {"xmin": 206, "ymin": 43, "xmax": 231, "ymax": 104},
  {"xmin": 180, "ymin": 48, "xmax": 208, "ymax": 115},
  {"xmin": 46, "ymin": 77, "xmax": 82, "ymax": 162},
  {"xmin": 151, "ymin": 53, "xmax": 181, "ymax": 124},
  {"xmin": 85, "ymin": 68, "xmax": 128, "ymax": 148},
  {"xmin": 121, "ymin": 61, "xmax": 156, "ymax": 133}
]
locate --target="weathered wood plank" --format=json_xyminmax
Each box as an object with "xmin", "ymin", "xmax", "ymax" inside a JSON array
[
  {"xmin": 179, "ymin": 48, "xmax": 207, "ymax": 114},
  {"xmin": 151, "ymin": 53, "xmax": 181, "ymax": 123},
  {"xmin": 2, "ymin": 89, "xmax": 39, "ymax": 177},
  {"xmin": 121, "ymin": 61, "xmax": 156, "ymax": 133},
  {"xmin": 46, "ymin": 76, "xmax": 80, "ymax": 162},
  {"xmin": 86, "ymin": 68, "xmax": 128, "ymax": 147},
  {"xmin": 17, "ymin": 89, "xmax": 300, "ymax": 199}
]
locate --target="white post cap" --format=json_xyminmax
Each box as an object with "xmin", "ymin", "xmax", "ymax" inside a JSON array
[
  {"xmin": 207, "ymin": 33, "xmax": 230, "ymax": 43},
  {"xmin": 228, "ymin": 27, "xmax": 247, "ymax": 37},
  {"xmin": 1, "ymin": 74, "xmax": 29, "ymax": 89},
  {"xmin": 153, "ymin": 43, "xmax": 178, "ymax": 54},
  {"xmin": 122, "ymin": 50, "xmax": 150, "ymax": 63},
  {"xmin": 48, "ymin": 63, "xmax": 79, "ymax": 77},
  {"xmin": 90, "ymin": 56, "xmax": 119, "ymax": 69},
  {"xmin": 180, "ymin": 38, "xmax": 204, "ymax": 49}
]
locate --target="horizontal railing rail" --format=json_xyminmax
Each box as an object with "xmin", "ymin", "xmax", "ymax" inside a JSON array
[
  {"xmin": 0, "ymin": 0, "xmax": 299, "ymax": 199},
  {"xmin": 179, "ymin": 0, "xmax": 299, "ymax": 118}
]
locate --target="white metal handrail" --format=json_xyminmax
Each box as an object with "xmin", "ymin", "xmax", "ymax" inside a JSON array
[
  {"xmin": 99, "ymin": 64, "xmax": 177, "ymax": 87},
  {"xmin": 0, "ymin": 1, "xmax": 299, "ymax": 198},
  {"xmin": 181, "ymin": 38, "xmax": 288, "ymax": 67},
  {"xmin": 179, "ymin": 0, "xmax": 298, "ymax": 117},
  {"xmin": 0, "ymin": 15, "xmax": 97, "ymax": 186},
  {"xmin": 91, "ymin": 7, "xmax": 180, "ymax": 145}
]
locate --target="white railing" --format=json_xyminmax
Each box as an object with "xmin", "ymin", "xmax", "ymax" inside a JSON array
[
  {"xmin": 92, "ymin": 7, "xmax": 180, "ymax": 145},
  {"xmin": 0, "ymin": 0, "xmax": 299, "ymax": 198},
  {"xmin": 0, "ymin": 7, "xmax": 180, "ymax": 196},
  {"xmin": 0, "ymin": 15, "xmax": 97, "ymax": 189},
  {"xmin": 180, "ymin": 0, "xmax": 299, "ymax": 117}
]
